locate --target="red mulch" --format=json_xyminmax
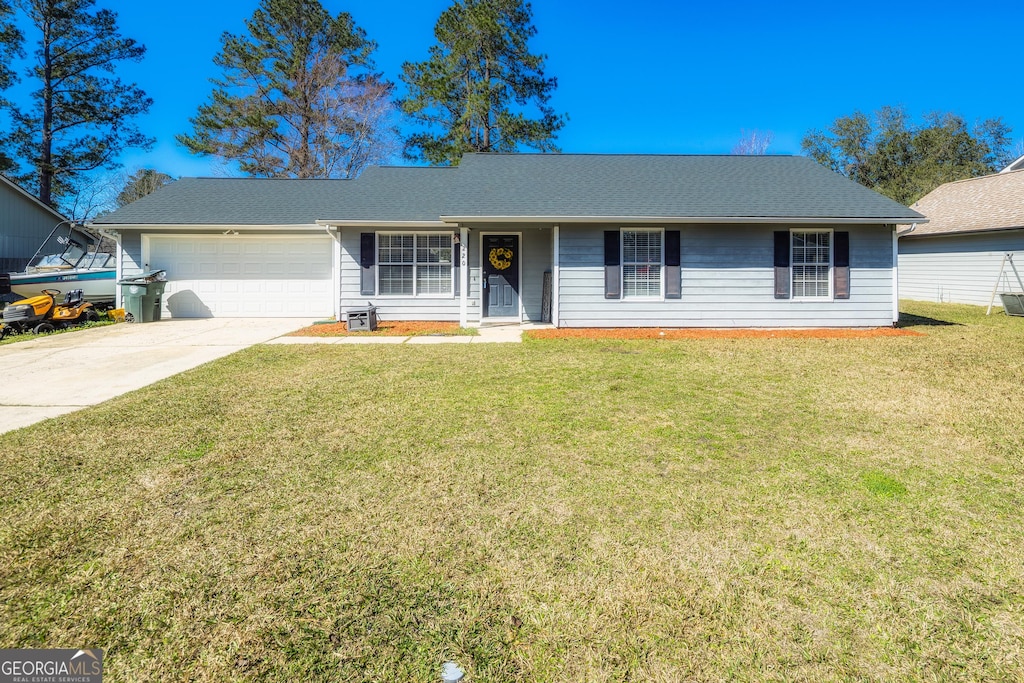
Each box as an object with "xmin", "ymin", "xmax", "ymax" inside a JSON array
[
  {"xmin": 288, "ymin": 321, "xmax": 462, "ymax": 337},
  {"xmin": 525, "ymin": 327, "xmax": 924, "ymax": 340}
]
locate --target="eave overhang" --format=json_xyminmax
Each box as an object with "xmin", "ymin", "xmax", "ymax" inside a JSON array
[{"xmin": 437, "ymin": 215, "xmax": 927, "ymax": 225}]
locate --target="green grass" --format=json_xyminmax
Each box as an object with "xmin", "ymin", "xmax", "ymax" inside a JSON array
[
  {"xmin": 2, "ymin": 300, "xmax": 1023, "ymax": 681},
  {"xmin": 0, "ymin": 316, "xmax": 116, "ymax": 345}
]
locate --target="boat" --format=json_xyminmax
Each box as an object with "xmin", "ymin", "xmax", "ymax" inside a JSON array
[{"xmin": 6, "ymin": 222, "xmax": 117, "ymax": 306}]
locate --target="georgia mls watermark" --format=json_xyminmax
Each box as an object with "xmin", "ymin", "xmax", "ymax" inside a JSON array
[{"xmin": 0, "ymin": 649, "xmax": 102, "ymax": 683}]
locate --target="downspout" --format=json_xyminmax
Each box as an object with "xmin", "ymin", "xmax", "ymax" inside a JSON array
[{"xmin": 892, "ymin": 223, "xmax": 917, "ymax": 325}]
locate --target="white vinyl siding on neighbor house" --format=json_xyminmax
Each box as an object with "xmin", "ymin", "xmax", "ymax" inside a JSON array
[
  {"xmin": 622, "ymin": 228, "xmax": 663, "ymax": 298},
  {"xmin": 377, "ymin": 232, "xmax": 454, "ymax": 297},
  {"xmin": 791, "ymin": 230, "xmax": 832, "ymax": 299},
  {"xmin": 898, "ymin": 230, "xmax": 1024, "ymax": 306}
]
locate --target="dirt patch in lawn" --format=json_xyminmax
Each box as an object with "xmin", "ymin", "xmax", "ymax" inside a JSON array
[
  {"xmin": 288, "ymin": 321, "xmax": 471, "ymax": 337},
  {"xmin": 526, "ymin": 327, "xmax": 925, "ymax": 340}
]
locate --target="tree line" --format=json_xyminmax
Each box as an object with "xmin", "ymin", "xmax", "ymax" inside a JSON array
[
  {"xmin": 0, "ymin": 0, "xmax": 564, "ymax": 217},
  {"xmin": 0, "ymin": 0, "xmax": 1017, "ymax": 218}
]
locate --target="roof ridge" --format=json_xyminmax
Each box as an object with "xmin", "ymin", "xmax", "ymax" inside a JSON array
[
  {"xmin": 461, "ymin": 152, "xmax": 797, "ymax": 158},
  {"xmin": 929, "ymin": 169, "xmax": 1024, "ymax": 190}
]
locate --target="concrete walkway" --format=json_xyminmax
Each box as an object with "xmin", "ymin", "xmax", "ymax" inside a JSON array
[
  {"xmin": 0, "ymin": 318, "xmax": 314, "ymax": 435},
  {"xmin": 265, "ymin": 323, "xmax": 544, "ymax": 345}
]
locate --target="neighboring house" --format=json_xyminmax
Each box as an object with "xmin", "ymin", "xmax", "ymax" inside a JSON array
[
  {"xmin": 899, "ymin": 170, "xmax": 1024, "ymax": 306},
  {"xmin": 0, "ymin": 174, "xmax": 67, "ymax": 273},
  {"xmin": 93, "ymin": 154, "xmax": 923, "ymax": 328},
  {"xmin": 1001, "ymin": 155, "xmax": 1024, "ymax": 173}
]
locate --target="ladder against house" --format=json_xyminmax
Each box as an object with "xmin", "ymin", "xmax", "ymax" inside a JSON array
[{"xmin": 986, "ymin": 253, "xmax": 1024, "ymax": 316}]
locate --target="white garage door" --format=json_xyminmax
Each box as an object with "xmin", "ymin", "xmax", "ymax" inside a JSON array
[{"xmin": 145, "ymin": 235, "xmax": 334, "ymax": 318}]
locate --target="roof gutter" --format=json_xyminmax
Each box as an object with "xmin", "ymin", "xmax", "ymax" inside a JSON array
[
  {"xmin": 315, "ymin": 219, "xmax": 449, "ymax": 228},
  {"xmin": 437, "ymin": 215, "xmax": 927, "ymax": 225},
  {"xmin": 896, "ymin": 222, "xmax": 918, "ymax": 237}
]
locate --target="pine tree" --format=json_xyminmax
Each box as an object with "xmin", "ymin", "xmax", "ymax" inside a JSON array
[
  {"xmin": 7, "ymin": 0, "xmax": 152, "ymax": 207},
  {"xmin": 0, "ymin": 0, "xmax": 23, "ymax": 172},
  {"xmin": 400, "ymin": 0, "xmax": 565, "ymax": 165},
  {"xmin": 178, "ymin": 0, "xmax": 397, "ymax": 179}
]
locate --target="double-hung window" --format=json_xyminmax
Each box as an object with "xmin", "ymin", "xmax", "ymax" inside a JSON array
[
  {"xmin": 378, "ymin": 233, "xmax": 453, "ymax": 296},
  {"xmin": 791, "ymin": 230, "xmax": 832, "ymax": 298},
  {"xmin": 622, "ymin": 229, "xmax": 663, "ymax": 298}
]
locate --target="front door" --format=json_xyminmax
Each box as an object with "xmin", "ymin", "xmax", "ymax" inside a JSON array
[{"xmin": 482, "ymin": 234, "xmax": 520, "ymax": 318}]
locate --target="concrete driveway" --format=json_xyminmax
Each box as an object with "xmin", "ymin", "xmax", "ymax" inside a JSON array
[{"xmin": 0, "ymin": 318, "xmax": 313, "ymax": 434}]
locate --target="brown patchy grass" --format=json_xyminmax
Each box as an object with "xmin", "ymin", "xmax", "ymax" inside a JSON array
[
  {"xmin": 289, "ymin": 320, "xmax": 475, "ymax": 337},
  {"xmin": 526, "ymin": 326, "xmax": 924, "ymax": 340},
  {"xmin": 1, "ymin": 301, "xmax": 1023, "ymax": 681}
]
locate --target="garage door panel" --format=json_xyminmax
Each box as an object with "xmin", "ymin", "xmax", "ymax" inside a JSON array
[{"xmin": 146, "ymin": 236, "xmax": 334, "ymax": 318}]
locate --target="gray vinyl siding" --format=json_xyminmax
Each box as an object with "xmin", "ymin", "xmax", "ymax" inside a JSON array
[
  {"xmin": 468, "ymin": 225, "xmax": 552, "ymax": 323},
  {"xmin": 339, "ymin": 225, "xmax": 553, "ymax": 323},
  {"xmin": 340, "ymin": 226, "xmax": 461, "ymax": 322},
  {"xmin": 0, "ymin": 182, "xmax": 64, "ymax": 272},
  {"xmin": 557, "ymin": 223, "xmax": 894, "ymax": 328},
  {"xmin": 899, "ymin": 230, "xmax": 1024, "ymax": 306},
  {"xmin": 119, "ymin": 230, "xmax": 144, "ymax": 278}
]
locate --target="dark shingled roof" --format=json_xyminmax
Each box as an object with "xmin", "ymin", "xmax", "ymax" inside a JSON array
[
  {"xmin": 95, "ymin": 154, "xmax": 924, "ymax": 225},
  {"xmin": 322, "ymin": 166, "xmax": 455, "ymax": 222},
  {"xmin": 443, "ymin": 154, "xmax": 924, "ymax": 220},
  {"xmin": 93, "ymin": 177, "xmax": 352, "ymax": 225}
]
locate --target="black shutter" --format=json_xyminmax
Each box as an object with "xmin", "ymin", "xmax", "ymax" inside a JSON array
[
  {"xmin": 604, "ymin": 230, "xmax": 621, "ymax": 299},
  {"xmin": 665, "ymin": 230, "xmax": 681, "ymax": 299},
  {"xmin": 833, "ymin": 231, "xmax": 850, "ymax": 299},
  {"xmin": 774, "ymin": 231, "xmax": 790, "ymax": 299},
  {"xmin": 360, "ymin": 232, "xmax": 375, "ymax": 296}
]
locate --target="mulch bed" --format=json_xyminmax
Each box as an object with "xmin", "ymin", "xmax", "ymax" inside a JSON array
[
  {"xmin": 525, "ymin": 327, "xmax": 925, "ymax": 340},
  {"xmin": 288, "ymin": 321, "xmax": 464, "ymax": 337}
]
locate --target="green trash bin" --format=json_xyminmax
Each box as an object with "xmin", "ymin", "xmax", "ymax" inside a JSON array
[{"xmin": 118, "ymin": 270, "xmax": 167, "ymax": 323}]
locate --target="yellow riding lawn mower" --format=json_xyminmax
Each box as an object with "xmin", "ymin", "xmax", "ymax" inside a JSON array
[{"xmin": 0, "ymin": 288, "xmax": 100, "ymax": 340}]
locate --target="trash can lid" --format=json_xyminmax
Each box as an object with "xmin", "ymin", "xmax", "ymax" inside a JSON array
[{"xmin": 117, "ymin": 269, "xmax": 167, "ymax": 284}]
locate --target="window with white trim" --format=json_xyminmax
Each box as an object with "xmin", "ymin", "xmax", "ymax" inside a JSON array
[
  {"xmin": 378, "ymin": 233, "xmax": 453, "ymax": 296},
  {"xmin": 622, "ymin": 228, "xmax": 663, "ymax": 298},
  {"xmin": 791, "ymin": 230, "xmax": 832, "ymax": 298}
]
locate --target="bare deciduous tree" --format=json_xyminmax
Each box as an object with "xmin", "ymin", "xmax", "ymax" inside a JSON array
[{"xmin": 732, "ymin": 129, "xmax": 774, "ymax": 155}]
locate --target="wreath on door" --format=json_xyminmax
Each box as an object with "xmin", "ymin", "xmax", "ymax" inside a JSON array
[{"xmin": 488, "ymin": 247, "xmax": 513, "ymax": 270}]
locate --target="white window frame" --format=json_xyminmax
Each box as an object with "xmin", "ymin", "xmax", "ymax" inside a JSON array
[
  {"xmin": 376, "ymin": 231, "xmax": 456, "ymax": 298},
  {"xmin": 790, "ymin": 228, "xmax": 833, "ymax": 300},
  {"xmin": 621, "ymin": 227, "xmax": 665, "ymax": 300}
]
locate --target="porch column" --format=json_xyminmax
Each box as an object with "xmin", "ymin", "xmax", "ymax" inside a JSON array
[
  {"xmin": 459, "ymin": 226, "xmax": 469, "ymax": 327},
  {"xmin": 329, "ymin": 225, "xmax": 342, "ymax": 322},
  {"xmin": 891, "ymin": 225, "xmax": 899, "ymax": 325},
  {"xmin": 552, "ymin": 224, "xmax": 560, "ymax": 327}
]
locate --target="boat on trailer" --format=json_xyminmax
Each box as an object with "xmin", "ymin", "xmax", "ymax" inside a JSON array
[{"xmin": 6, "ymin": 222, "xmax": 116, "ymax": 306}]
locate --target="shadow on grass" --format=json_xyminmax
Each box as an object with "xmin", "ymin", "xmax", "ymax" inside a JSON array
[{"xmin": 897, "ymin": 313, "xmax": 961, "ymax": 328}]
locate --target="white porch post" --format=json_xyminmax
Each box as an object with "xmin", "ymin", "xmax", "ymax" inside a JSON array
[
  {"xmin": 891, "ymin": 226, "xmax": 899, "ymax": 325},
  {"xmin": 459, "ymin": 226, "xmax": 469, "ymax": 327},
  {"xmin": 330, "ymin": 226, "xmax": 342, "ymax": 322},
  {"xmin": 552, "ymin": 224, "xmax": 560, "ymax": 327}
]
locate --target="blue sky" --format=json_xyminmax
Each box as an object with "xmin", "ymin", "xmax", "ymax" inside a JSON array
[{"xmin": 16, "ymin": 0, "xmax": 1024, "ymax": 177}]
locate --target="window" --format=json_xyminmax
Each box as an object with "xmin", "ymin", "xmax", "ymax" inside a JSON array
[
  {"xmin": 378, "ymin": 233, "xmax": 453, "ymax": 296},
  {"xmin": 791, "ymin": 230, "xmax": 831, "ymax": 298},
  {"xmin": 622, "ymin": 229, "xmax": 663, "ymax": 298}
]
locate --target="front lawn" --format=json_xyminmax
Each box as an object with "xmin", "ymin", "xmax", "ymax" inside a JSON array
[{"xmin": 1, "ymin": 301, "xmax": 1022, "ymax": 681}]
